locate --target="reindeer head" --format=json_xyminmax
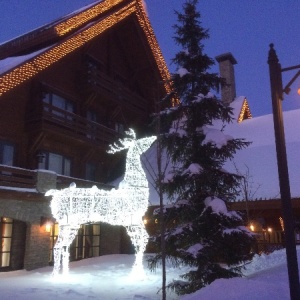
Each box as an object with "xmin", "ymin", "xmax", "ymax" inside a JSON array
[
  {"xmin": 107, "ymin": 128, "xmax": 136, "ymax": 154},
  {"xmin": 108, "ymin": 128, "xmax": 156, "ymax": 155}
]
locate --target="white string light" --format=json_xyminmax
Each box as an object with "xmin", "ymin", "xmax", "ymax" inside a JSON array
[{"xmin": 45, "ymin": 129, "xmax": 156, "ymax": 276}]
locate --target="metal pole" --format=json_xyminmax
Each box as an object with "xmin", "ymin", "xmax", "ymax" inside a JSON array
[{"xmin": 268, "ymin": 43, "xmax": 300, "ymax": 300}]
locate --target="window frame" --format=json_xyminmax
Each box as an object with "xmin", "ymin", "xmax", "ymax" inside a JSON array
[
  {"xmin": 0, "ymin": 141, "xmax": 15, "ymax": 166},
  {"xmin": 0, "ymin": 217, "xmax": 13, "ymax": 269},
  {"xmin": 40, "ymin": 151, "xmax": 72, "ymax": 176}
]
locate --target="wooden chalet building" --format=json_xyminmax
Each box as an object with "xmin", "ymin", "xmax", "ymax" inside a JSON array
[{"xmin": 0, "ymin": 0, "xmax": 173, "ymax": 271}]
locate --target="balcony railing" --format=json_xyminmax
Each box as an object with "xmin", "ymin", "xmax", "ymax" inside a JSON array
[
  {"xmin": 56, "ymin": 174, "xmax": 112, "ymax": 190},
  {"xmin": 27, "ymin": 102, "xmax": 119, "ymax": 146},
  {"xmin": 86, "ymin": 69, "xmax": 148, "ymax": 114},
  {"xmin": 0, "ymin": 165, "xmax": 36, "ymax": 189},
  {"xmin": 0, "ymin": 164, "xmax": 112, "ymax": 192}
]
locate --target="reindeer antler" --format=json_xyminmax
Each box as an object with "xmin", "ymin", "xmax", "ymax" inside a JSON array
[{"xmin": 107, "ymin": 128, "xmax": 136, "ymax": 154}]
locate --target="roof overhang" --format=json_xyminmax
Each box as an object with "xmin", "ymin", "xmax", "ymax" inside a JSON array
[{"xmin": 0, "ymin": 0, "xmax": 172, "ymax": 98}]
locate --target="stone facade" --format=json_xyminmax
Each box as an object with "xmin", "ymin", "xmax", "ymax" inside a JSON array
[
  {"xmin": 0, "ymin": 170, "xmax": 134, "ymax": 271},
  {"xmin": 23, "ymin": 224, "xmax": 50, "ymax": 270}
]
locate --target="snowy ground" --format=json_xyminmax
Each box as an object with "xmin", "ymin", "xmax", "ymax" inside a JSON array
[{"xmin": 0, "ymin": 248, "xmax": 299, "ymax": 300}]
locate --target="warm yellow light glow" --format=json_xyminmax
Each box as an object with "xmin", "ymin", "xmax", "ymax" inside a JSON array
[
  {"xmin": 0, "ymin": 2, "xmax": 135, "ymax": 97},
  {"xmin": 267, "ymin": 227, "xmax": 272, "ymax": 232},
  {"xmin": 298, "ymin": 88, "xmax": 300, "ymax": 95},
  {"xmin": 238, "ymin": 98, "xmax": 252, "ymax": 123},
  {"xmin": 143, "ymin": 218, "xmax": 148, "ymax": 225},
  {"xmin": 55, "ymin": 0, "xmax": 123, "ymax": 36},
  {"xmin": 279, "ymin": 217, "xmax": 284, "ymax": 231},
  {"xmin": 0, "ymin": 0, "xmax": 174, "ymax": 106},
  {"xmin": 135, "ymin": 0, "xmax": 176, "ymax": 105},
  {"xmin": 249, "ymin": 224, "xmax": 255, "ymax": 231},
  {"xmin": 45, "ymin": 223, "xmax": 52, "ymax": 233}
]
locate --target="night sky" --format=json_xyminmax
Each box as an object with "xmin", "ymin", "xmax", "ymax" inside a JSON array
[{"xmin": 1, "ymin": 0, "xmax": 300, "ymax": 117}]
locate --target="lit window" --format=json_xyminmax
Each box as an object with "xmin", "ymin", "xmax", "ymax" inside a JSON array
[{"xmin": 0, "ymin": 217, "xmax": 13, "ymax": 268}]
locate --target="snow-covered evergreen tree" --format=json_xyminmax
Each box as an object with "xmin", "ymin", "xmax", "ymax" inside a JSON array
[{"xmin": 149, "ymin": 0, "xmax": 255, "ymax": 295}]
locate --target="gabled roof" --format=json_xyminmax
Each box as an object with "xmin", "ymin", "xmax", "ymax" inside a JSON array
[
  {"xmin": 230, "ymin": 96, "xmax": 252, "ymax": 123},
  {"xmin": 0, "ymin": 0, "xmax": 172, "ymax": 97}
]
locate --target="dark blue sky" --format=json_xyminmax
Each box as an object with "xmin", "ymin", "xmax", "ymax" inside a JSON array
[{"xmin": 1, "ymin": 0, "xmax": 300, "ymax": 117}]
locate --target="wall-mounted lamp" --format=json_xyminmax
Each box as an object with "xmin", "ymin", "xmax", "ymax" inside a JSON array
[{"xmin": 40, "ymin": 216, "xmax": 54, "ymax": 233}]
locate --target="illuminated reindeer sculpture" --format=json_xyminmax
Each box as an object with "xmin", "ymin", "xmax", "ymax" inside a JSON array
[{"xmin": 45, "ymin": 129, "xmax": 156, "ymax": 275}]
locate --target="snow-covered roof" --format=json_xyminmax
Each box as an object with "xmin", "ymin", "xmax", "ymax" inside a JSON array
[
  {"xmin": 0, "ymin": 0, "xmax": 172, "ymax": 97},
  {"xmin": 224, "ymin": 106, "xmax": 300, "ymax": 201},
  {"xmin": 143, "ymin": 97, "xmax": 300, "ymax": 205}
]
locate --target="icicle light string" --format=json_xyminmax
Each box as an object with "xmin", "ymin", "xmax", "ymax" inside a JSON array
[{"xmin": 0, "ymin": 0, "xmax": 173, "ymax": 98}]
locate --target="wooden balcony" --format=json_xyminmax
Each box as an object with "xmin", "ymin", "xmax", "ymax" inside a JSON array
[
  {"xmin": 85, "ymin": 68, "xmax": 149, "ymax": 115},
  {"xmin": 26, "ymin": 102, "xmax": 119, "ymax": 146},
  {"xmin": 0, "ymin": 164, "xmax": 113, "ymax": 200},
  {"xmin": 0, "ymin": 165, "xmax": 36, "ymax": 189}
]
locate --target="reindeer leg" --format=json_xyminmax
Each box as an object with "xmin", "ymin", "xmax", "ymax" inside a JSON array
[
  {"xmin": 52, "ymin": 227, "xmax": 64, "ymax": 276},
  {"xmin": 126, "ymin": 222, "xmax": 149, "ymax": 274},
  {"xmin": 53, "ymin": 225, "xmax": 78, "ymax": 275},
  {"xmin": 61, "ymin": 226, "xmax": 79, "ymax": 275}
]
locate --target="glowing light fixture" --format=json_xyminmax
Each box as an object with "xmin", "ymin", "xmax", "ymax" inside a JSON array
[
  {"xmin": 40, "ymin": 216, "xmax": 54, "ymax": 233},
  {"xmin": 45, "ymin": 129, "xmax": 156, "ymax": 275},
  {"xmin": 279, "ymin": 217, "xmax": 284, "ymax": 231}
]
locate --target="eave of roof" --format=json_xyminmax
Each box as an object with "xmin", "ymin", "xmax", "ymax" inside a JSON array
[{"xmin": 0, "ymin": 0, "xmax": 172, "ymax": 97}]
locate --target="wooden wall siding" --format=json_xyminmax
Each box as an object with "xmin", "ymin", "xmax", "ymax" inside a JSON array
[
  {"xmin": 0, "ymin": 165, "xmax": 36, "ymax": 189},
  {"xmin": 0, "ymin": 165, "xmax": 113, "ymax": 191},
  {"xmin": 0, "ymin": 14, "xmax": 160, "ymax": 181},
  {"xmin": 26, "ymin": 101, "xmax": 119, "ymax": 146},
  {"xmin": 0, "ymin": 84, "xmax": 28, "ymax": 139}
]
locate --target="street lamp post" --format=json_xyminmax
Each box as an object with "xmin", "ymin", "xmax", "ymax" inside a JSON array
[{"xmin": 268, "ymin": 43, "xmax": 300, "ymax": 300}]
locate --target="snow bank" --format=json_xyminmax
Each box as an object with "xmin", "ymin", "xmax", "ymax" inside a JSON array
[{"xmin": 1, "ymin": 247, "xmax": 299, "ymax": 299}]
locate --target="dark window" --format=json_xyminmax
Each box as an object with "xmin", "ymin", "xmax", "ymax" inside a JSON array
[
  {"xmin": 49, "ymin": 223, "xmax": 101, "ymax": 263},
  {"xmin": 87, "ymin": 110, "xmax": 98, "ymax": 123},
  {"xmin": 0, "ymin": 217, "xmax": 13, "ymax": 268},
  {"xmin": 86, "ymin": 110, "xmax": 99, "ymax": 140},
  {"xmin": 115, "ymin": 122, "xmax": 125, "ymax": 134},
  {"xmin": 0, "ymin": 141, "xmax": 14, "ymax": 166},
  {"xmin": 40, "ymin": 152, "xmax": 71, "ymax": 176},
  {"xmin": 71, "ymin": 223, "xmax": 100, "ymax": 260},
  {"xmin": 85, "ymin": 162, "xmax": 96, "ymax": 181},
  {"xmin": 43, "ymin": 93, "xmax": 74, "ymax": 119}
]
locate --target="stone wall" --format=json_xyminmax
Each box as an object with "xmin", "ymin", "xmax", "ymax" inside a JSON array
[
  {"xmin": 0, "ymin": 170, "xmax": 131, "ymax": 271},
  {"xmin": 23, "ymin": 224, "xmax": 50, "ymax": 270},
  {"xmin": 0, "ymin": 170, "xmax": 55, "ymax": 270}
]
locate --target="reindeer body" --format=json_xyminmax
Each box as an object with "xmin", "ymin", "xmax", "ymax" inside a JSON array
[{"xmin": 46, "ymin": 129, "xmax": 156, "ymax": 275}]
